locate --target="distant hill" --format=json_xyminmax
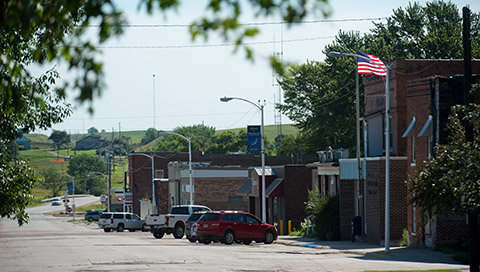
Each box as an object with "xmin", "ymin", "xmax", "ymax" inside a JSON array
[{"xmin": 26, "ymin": 124, "xmax": 299, "ymax": 151}]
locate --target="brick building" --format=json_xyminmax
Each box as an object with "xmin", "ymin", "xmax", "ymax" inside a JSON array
[
  {"xmin": 167, "ymin": 161, "xmax": 249, "ymax": 211},
  {"xmin": 128, "ymin": 152, "xmax": 317, "ymax": 218},
  {"xmin": 339, "ymin": 59, "xmax": 480, "ymax": 247},
  {"xmin": 237, "ymin": 164, "xmax": 316, "ymax": 233},
  {"xmin": 403, "ymin": 71, "xmax": 480, "ymax": 247}
]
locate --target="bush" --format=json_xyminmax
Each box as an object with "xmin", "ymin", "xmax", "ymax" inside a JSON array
[{"xmin": 305, "ymin": 189, "xmax": 340, "ymax": 240}]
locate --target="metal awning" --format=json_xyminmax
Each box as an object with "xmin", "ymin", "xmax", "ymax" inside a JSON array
[
  {"xmin": 402, "ymin": 117, "xmax": 416, "ymax": 138},
  {"xmin": 236, "ymin": 178, "xmax": 252, "ymax": 196},
  {"xmin": 266, "ymin": 178, "xmax": 284, "ymax": 197},
  {"xmin": 418, "ymin": 115, "xmax": 433, "ymax": 137}
]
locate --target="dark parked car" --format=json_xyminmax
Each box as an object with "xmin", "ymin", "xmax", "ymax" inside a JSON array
[
  {"xmin": 195, "ymin": 211, "xmax": 278, "ymax": 245},
  {"xmin": 185, "ymin": 213, "xmax": 204, "ymax": 243},
  {"xmin": 84, "ymin": 210, "xmax": 104, "ymax": 222}
]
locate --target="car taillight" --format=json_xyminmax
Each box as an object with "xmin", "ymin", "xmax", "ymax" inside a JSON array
[
  {"xmin": 165, "ymin": 216, "xmax": 169, "ymax": 225},
  {"xmin": 110, "ymin": 219, "xmax": 114, "ymax": 224},
  {"xmin": 185, "ymin": 221, "xmax": 189, "ymax": 226}
]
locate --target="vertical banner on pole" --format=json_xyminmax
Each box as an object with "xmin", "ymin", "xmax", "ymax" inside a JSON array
[{"xmin": 247, "ymin": 125, "xmax": 261, "ymax": 152}]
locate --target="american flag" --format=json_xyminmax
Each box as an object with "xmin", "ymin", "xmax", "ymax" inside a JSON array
[{"xmin": 357, "ymin": 50, "xmax": 386, "ymax": 77}]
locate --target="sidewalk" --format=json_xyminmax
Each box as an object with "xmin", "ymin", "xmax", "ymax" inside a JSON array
[{"xmin": 275, "ymin": 235, "xmax": 466, "ymax": 266}]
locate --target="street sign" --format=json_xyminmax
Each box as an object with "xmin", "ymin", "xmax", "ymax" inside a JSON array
[
  {"xmin": 247, "ymin": 125, "xmax": 261, "ymax": 152},
  {"xmin": 66, "ymin": 207, "xmax": 72, "ymax": 213},
  {"xmin": 68, "ymin": 184, "xmax": 73, "ymax": 193},
  {"xmin": 124, "ymin": 192, "xmax": 133, "ymax": 205}
]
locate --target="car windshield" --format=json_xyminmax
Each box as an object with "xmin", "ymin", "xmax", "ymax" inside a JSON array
[{"xmin": 198, "ymin": 213, "xmax": 219, "ymax": 222}]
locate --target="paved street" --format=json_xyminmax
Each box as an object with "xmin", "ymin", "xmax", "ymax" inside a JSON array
[{"xmin": 0, "ymin": 202, "xmax": 469, "ymax": 272}]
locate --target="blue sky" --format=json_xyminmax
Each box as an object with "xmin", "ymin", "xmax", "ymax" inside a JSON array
[{"xmin": 36, "ymin": 0, "xmax": 478, "ymax": 135}]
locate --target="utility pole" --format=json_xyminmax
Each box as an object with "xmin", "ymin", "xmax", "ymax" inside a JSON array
[{"xmin": 463, "ymin": 6, "xmax": 479, "ymax": 272}]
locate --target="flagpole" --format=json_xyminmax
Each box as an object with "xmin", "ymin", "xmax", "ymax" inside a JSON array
[{"xmin": 327, "ymin": 50, "xmax": 389, "ymax": 253}]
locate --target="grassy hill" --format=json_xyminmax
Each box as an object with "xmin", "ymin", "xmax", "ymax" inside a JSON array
[{"xmin": 217, "ymin": 124, "xmax": 299, "ymax": 141}]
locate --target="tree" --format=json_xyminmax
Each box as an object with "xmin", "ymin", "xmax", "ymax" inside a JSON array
[
  {"xmin": 141, "ymin": 128, "xmax": 159, "ymax": 145},
  {"xmin": 88, "ymin": 127, "xmax": 99, "ymax": 134},
  {"xmin": 275, "ymin": 134, "xmax": 301, "ymax": 157},
  {"xmin": 49, "ymin": 130, "xmax": 71, "ymax": 151},
  {"xmin": 97, "ymin": 137, "xmax": 130, "ymax": 156},
  {"xmin": 203, "ymin": 130, "xmax": 244, "ymax": 154},
  {"xmin": 0, "ymin": 68, "xmax": 71, "ymax": 225},
  {"xmin": 40, "ymin": 168, "xmax": 64, "ymax": 197},
  {"xmin": 408, "ymin": 102, "xmax": 480, "ymax": 269},
  {"xmin": 67, "ymin": 154, "xmax": 106, "ymax": 195}
]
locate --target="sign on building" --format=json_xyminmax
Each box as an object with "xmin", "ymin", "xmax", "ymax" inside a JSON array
[{"xmin": 247, "ymin": 125, "xmax": 261, "ymax": 152}]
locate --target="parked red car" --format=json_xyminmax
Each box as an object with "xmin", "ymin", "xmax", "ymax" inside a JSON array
[{"xmin": 195, "ymin": 211, "xmax": 277, "ymax": 245}]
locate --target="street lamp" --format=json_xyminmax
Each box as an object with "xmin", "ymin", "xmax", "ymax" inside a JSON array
[
  {"xmin": 220, "ymin": 96, "xmax": 266, "ymax": 223},
  {"xmin": 63, "ymin": 173, "xmax": 75, "ymax": 220},
  {"xmin": 112, "ymin": 163, "xmax": 126, "ymax": 212},
  {"xmin": 159, "ymin": 131, "xmax": 193, "ymax": 205},
  {"xmin": 328, "ymin": 51, "xmax": 390, "ymax": 252},
  {"xmin": 129, "ymin": 153, "xmax": 162, "ymax": 214},
  {"xmin": 88, "ymin": 172, "xmax": 109, "ymax": 211}
]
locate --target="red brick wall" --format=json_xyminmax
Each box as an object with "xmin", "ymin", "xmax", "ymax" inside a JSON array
[
  {"xmin": 184, "ymin": 177, "xmax": 248, "ymax": 211},
  {"xmin": 339, "ymin": 179, "xmax": 355, "ymax": 240},
  {"xmin": 283, "ymin": 165, "xmax": 313, "ymax": 230},
  {"xmin": 343, "ymin": 158, "xmax": 408, "ymax": 245}
]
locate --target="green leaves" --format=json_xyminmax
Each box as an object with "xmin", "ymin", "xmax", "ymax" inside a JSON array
[{"xmin": 408, "ymin": 103, "xmax": 480, "ymax": 222}]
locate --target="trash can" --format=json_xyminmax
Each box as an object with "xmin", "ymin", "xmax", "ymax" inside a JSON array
[{"xmin": 351, "ymin": 216, "xmax": 362, "ymax": 242}]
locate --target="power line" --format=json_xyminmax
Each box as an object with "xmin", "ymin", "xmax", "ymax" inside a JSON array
[
  {"xmin": 84, "ymin": 17, "xmax": 386, "ymax": 28},
  {"xmin": 78, "ymin": 35, "xmax": 337, "ymax": 49}
]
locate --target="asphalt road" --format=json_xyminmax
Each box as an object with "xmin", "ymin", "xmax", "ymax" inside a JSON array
[{"xmin": 0, "ymin": 202, "xmax": 468, "ymax": 272}]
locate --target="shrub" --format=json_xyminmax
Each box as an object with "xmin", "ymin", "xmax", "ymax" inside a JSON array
[{"xmin": 305, "ymin": 189, "xmax": 340, "ymax": 240}]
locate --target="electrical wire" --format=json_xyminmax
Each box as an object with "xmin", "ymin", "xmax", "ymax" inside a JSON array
[
  {"xmin": 79, "ymin": 35, "xmax": 337, "ymax": 49},
  {"xmin": 83, "ymin": 17, "xmax": 387, "ymax": 28}
]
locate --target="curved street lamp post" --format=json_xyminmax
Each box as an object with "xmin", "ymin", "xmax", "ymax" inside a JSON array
[
  {"xmin": 159, "ymin": 131, "xmax": 193, "ymax": 205},
  {"xmin": 328, "ymin": 51, "xmax": 390, "ymax": 252},
  {"xmin": 220, "ymin": 96, "xmax": 266, "ymax": 223}
]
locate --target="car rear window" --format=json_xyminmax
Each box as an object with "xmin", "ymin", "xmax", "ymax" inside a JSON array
[
  {"xmin": 100, "ymin": 213, "xmax": 111, "ymax": 219},
  {"xmin": 171, "ymin": 207, "xmax": 189, "ymax": 214},
  {"xmin": 199, "ymin": 213, "xmax": 219, "ymax": 221},
  {"xmin": 187, "ymin": 214, "xmax": 202, "ymax": 221},
  {"xmin": 113, "ymin": 214, "xmax": 123, "ymax": 219}
]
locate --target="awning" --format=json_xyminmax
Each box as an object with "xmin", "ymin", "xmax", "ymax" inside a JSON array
[
  {"xmin": 402, "ymin": 117, "xmax": 416, "ymax": 138},
  {"xmin": 266, "ymin": 178, "xmax": 284, "ymax": 198},
  {"xmin": 236, "ymin": 178, "xmax": 252, "ymax": 196},
  {"xmin": 418, "ymin": 115, "xmax": 433, "ymax": 137}
]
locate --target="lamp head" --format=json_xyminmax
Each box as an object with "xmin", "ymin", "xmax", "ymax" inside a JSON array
[
  {"xmin": 220, "ymin": 96, "xmax": 233, "ymax": 102},
  {"xmin": 327, "ymin": 51, "xmax": 346, "ymax": 58}
]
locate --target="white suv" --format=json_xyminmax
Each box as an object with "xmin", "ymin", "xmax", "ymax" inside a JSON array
[{"xmin": 98, "ymin": 212, "xmax": 145, "ymax": 232}]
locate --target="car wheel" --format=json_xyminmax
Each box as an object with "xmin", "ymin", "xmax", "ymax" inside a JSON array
[
  {"xmin": 203, "ymin": 240, "xmax": 211, "ymax": 245},
  {"xmin": 116, "ymin": 224, "xmax": 124, "ymax": 232},
  {"xmin": 264, "ymin": 231, "xmax": 274, "ymax": 244},
  {"xmin": 153, "ymin": 230, "xmax": 165, "ymax": 239},
  {"xmin": 87, "ymin": 217, "xmax": 93, "ymax": 222},
  {"xmin": 103, "ymin": 228, "xmax": 111, "ymax": 233},
  {"xmin": 173, "ymin": 224, "xmax": 185, "ymax": 239},
  {"xmin": 243, "ymin": 239, "xmax": 252, "ymax": 245},
  {"xmin": 141, "ymin": 224, "xmax": 146, "ymax": 232},
  {"xmin": 188, "ymin": 237, "xmax": 197, "ymax": 243},
  {"xmin": 223, "ymin": 231, "xmax": 235, "ymax": 245}
]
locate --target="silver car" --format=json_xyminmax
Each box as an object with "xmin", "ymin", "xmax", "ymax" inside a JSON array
[{"xmin": 98, "ymin": 212, "xmax": 145, "ymax": 232}]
